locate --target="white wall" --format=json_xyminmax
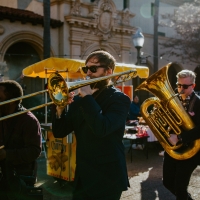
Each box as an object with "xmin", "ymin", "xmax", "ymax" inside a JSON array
[
  {"xmin": 159, "ymin": 2, "xmax": 177, "ymax": 38},
  {"xmin": 0, "ymin": 0, "xmax": 17, "ymax": 7},
  {"xmin": 26, "ymin": 0, "xmax": 44, "ymax": 16}
]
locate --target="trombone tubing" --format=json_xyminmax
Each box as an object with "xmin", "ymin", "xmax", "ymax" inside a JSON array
[
  {"xmin": 0, "ymin": 101, "xmax": 53, "ymax": 121},
  {"xmin": 0, "ymin": 69, "xmax": 137, "ymax": 121},
  {"xmin": 0, "ymin": 89, "xmax": 48, "ymax": 106}
]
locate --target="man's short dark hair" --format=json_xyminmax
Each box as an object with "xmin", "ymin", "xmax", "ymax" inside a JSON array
[
  {"xmin": 85, "ymin": 50, "xmax": 116, "ymax": 71},
  {"xmin": 0, "ymin": 80, "xmax": 23, "ymax": 104}
]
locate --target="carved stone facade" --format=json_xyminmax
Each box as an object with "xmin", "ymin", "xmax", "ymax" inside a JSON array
[{"xmin": 65, "ymin": 0, "xmax": 136, "ymax": 62}]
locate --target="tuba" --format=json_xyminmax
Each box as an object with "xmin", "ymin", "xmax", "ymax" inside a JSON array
[{"xmin": 135, "ymin": 63, "xmax": 200, "ymax": 160}]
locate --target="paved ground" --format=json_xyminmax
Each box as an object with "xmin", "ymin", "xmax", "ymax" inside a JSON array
[{"xmin": 36, "ymin": 142, "xmax": 200, "ymax": 200}]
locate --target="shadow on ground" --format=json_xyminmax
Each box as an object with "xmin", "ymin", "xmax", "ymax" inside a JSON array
[
  {"xmin": 36, "ymin": 157, "xmax": 73, "ymax": 200},
  {"xmin": 36, "ymin": 142, "xmax": 200, "ymax": 200},
  {"xmin": 121, "ymin": 143, "xmax": 175, "ymax": 200}
]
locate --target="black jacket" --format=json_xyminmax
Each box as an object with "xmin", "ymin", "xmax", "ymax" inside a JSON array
[
  {"xmin": 180, "ymin": 92, "xmax": 200, "ymax": 143},
  {"xmin": 0, "ymin": 105, "xmax": 41, "ymax": 173},
  {"xmin": 52, "ymin": 86, "xmax": 131, "ymax": 196},
  {"xmin": 0, "ymin": 105, "xmax": 41, "ymax": 198}
]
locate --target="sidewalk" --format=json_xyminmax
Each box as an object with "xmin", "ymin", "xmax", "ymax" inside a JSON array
[{"xmin": 36, "ymin": 143, "xmax": 200, "ymax": 200}]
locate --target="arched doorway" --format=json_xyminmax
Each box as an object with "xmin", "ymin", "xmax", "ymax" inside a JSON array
[
  {"xmin": 4, "ymin": 42, "xmax": 46, "ymax": 121},
  {"xmin": 4, "ymin": 41, "xmax": 42, "ymax": 92}
]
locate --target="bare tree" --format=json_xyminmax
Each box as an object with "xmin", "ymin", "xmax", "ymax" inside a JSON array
[{"xmin": 159, "ymin": 0, "xmax": 200, "ymax": 64}]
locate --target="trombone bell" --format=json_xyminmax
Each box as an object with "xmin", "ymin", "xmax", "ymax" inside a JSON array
[
  {"xmin": 48, "ymin": 73, "xmax": 69, "ymax": 107},
  {"xmin": 48, "ymin": 70, "xmax": 137, "ymax": 107}
]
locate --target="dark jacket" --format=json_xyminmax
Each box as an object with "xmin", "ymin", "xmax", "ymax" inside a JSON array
[
  {"xmin": 0, "ymin": 105, "xmax": 41, "ymax": 180},
  {"xmin": 128, "ymin": 101, "xmax": 140, "ymax": 120},
  {"xmin": 180, "ymin": 92, "xmax": 200, "ymax": 143},
  {"xmin": 52, "ymin": 86, "xmax": 130, "ymax": 196}
]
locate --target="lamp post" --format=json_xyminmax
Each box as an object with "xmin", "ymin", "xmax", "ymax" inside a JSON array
[
  {"xmin": 132, "ymin": 29, "xmax": 145, "ymax": 98},
  {"xmin": 133, "ymin": 29, "xmax": 144, "ymax": 65}
]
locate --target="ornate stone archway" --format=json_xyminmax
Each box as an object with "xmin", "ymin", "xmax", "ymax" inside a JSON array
[
  {"xmin": 81, "ymin": 42, "xmax": 121, "ymax": 62},
  {"xmin": 65, "ymin": 0, "xmax": 136, "ymax": 63}
]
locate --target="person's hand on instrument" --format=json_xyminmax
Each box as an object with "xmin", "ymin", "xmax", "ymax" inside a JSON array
[
  {"xmin": 78, "ymin": 85, "xmax": 98, "ymax": 97},
  {"xmin": 67, "ymin": 92, "xmax": 75, "ymax": 104},
  {"xmin": 56, "ymin": 92, "xmax": 75, "ymax": 118},
  {"xmin": 168, "ymin": 134, "xmax": 179, "ymax": 146}
]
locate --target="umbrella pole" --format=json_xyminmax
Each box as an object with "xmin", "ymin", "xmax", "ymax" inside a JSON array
[
  {"xmin": 122, "ymin": 82, "xmax": 124, "ymax": 93},
  {"xmin": 66, "ymin": 71, "xmax": 72, "ymax": 180},
  {"xmin": 45, "ymin": 69, "xmax": 47, "ymax": 124}
]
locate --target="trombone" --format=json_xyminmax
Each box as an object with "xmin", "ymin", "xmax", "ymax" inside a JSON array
[{"xmin": 0, "ymin": 69, "xmax": 137, "ymax": 121}]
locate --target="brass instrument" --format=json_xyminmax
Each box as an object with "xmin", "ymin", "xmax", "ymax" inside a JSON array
[
  {"xmin": 135, "ymin": 63, "xmax": 200, "ymax": 160},
  {"xmin": 0, "ymin": 69, "xmax": 137, "ymax": 121}
]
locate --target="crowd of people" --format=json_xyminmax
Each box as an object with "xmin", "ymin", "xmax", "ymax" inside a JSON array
[{"xmin": 0, "ymin": 50, "xmax": 200, "ymax": 200}]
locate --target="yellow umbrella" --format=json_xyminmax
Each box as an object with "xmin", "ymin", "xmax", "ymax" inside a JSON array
[
  {"xmin": 22, "ymin": 57, "xmax": 149, "ymax": 79},
  {"xmin": 22, "ymin": 57, "xmax": 85, "ymax": 79},
  {"xmin": 22, "ymin": 57, "xmax": 149, "ymax": 123},
  {"xmin": 115, "ymin": 63, "xmax": 148, "ymax": 78}
]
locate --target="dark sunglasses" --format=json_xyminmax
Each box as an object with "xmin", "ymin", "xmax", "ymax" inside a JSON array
[
  {"xmin": 176, "ymin": 83, "xmax": 193, "ymax": 89},
  {"xmin": 82, "ymin": 65, "xmax": 107, "ymax": 74}
]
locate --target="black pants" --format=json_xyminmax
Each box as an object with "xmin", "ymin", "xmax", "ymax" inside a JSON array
[
  {"xmin": 163, "ymin": 152, "xmax": 198, "ymax": 200},
  {"xmin": 72, "ymin": 177, "xmax": 122, "ymax": 200}
]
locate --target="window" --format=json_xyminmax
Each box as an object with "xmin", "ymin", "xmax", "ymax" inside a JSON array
[
  {"xmin": 123, "ymin": 0, "xmax": 130, "ymax": 9},
  {"xmin": 158, "ymin": 32, "xmax": 165, "ymax": 37},
  {"xmin": 151, "ymin": 3, "xmax": 155, "ymax": 16}
]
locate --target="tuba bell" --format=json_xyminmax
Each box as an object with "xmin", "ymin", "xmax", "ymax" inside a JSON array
[{"xmin": 135, "ymin": 63, "xmax": 200, "ymax": 160}]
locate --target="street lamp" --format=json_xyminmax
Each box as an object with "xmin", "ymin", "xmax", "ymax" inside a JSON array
[
  {"xmin": 132, "ymin": 29, "xmax": 144, "ymax": 65},
  {"xmin": 132, "ymin": 29, "xmax": 145, "ymax": 99}
]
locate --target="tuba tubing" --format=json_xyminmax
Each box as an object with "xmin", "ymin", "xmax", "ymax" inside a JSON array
[{"xmin": 135, "ymin": 63, "xmax": 200, "ymax": 160}]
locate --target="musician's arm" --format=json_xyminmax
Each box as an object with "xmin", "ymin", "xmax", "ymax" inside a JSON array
[
  {"xmin": 169, "ymin": 97, "xmax": 200, "ymax": 145},
  {"xmin": 179, "ymin": 126, "xmax": 200, "ymax": 143}
]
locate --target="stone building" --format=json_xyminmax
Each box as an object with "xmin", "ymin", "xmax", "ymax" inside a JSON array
[{"xmin": 0, "ymin": 0, "xmax": 199, "ymax": 115}]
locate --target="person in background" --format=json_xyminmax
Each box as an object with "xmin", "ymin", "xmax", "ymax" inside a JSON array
[
  {"xmin": 52, "ymin": 50, "xmax": 130, "ymax": 200},
  {"xmin": 0, "ymin": 80, "xmax": 42, "ymax": 199},
  {"xmin": 163, "ymin": 70, "xmax": 200, "ymax": 200},
  {"xmin": 127, "ymin": 95, "xmax": 141, "ymax": 121}
]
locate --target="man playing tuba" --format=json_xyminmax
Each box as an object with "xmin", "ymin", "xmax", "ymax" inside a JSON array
[{"xmin": 164, "ymin": 69, "xmax": 200, "ymax": 200}]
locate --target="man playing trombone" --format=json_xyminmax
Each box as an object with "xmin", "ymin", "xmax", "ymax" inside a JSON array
[{"xmin": 52, "ymin": 50, "xmax": 130, "ymax": 200}]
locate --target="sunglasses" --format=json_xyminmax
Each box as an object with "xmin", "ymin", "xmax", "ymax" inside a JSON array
[
  {"xmin": 82, "ymin": 65, "xmax": 107, "ymax": 74},
  {"xmin": 176, "ymin": 83, "xmax": 193, "ymax": 89}
]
